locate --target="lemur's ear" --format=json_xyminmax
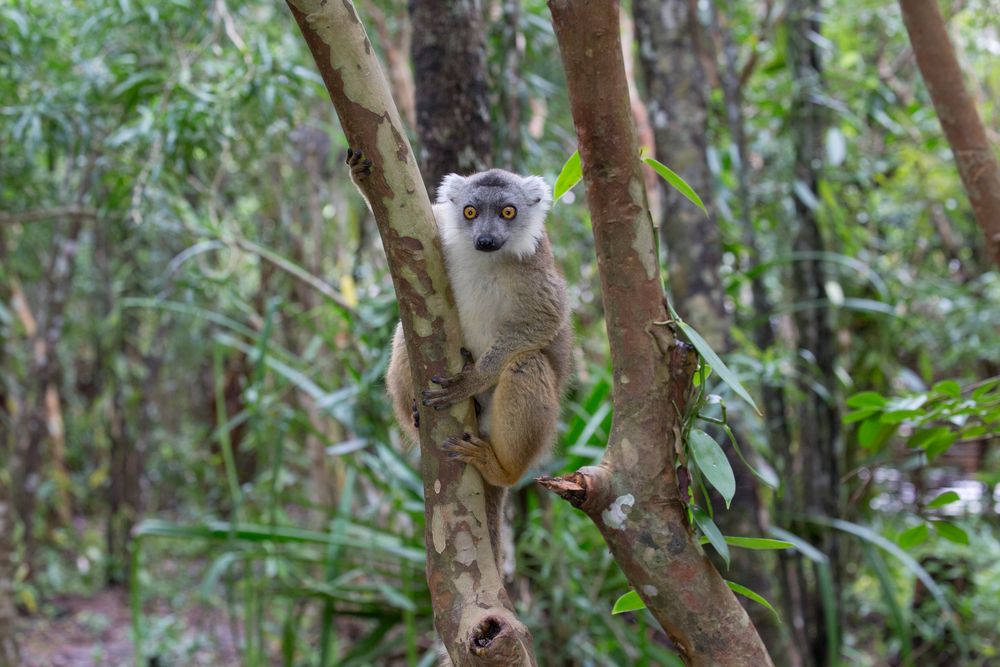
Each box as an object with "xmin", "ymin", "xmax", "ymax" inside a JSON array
[
  {"xmin": 436, "ymin": 174, "xmax": 467, "ymax": 204},
  {"xmin": 520, "ymin": 175, "xmax": 553, "ymax": 210}
]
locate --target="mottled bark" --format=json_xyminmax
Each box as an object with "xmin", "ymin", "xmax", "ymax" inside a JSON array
[
  {"xmin": 284, "ymin": 2, "xmax": 535, "ymax": 663},
  {"xmin": 633, "ymin": 0, "xmax": 726, "ymax": 349},
  {"xmin": 899, "ymin": 0, "xmax": 1000, "ymax": 267},
  {"xmin": 788, "ymin": 0, "xmax": 841, "ymax": 663},
  {"xmin": 633, "ymin": 0, "xmax": 785, "ymax": 653},
  {"xmin": 409, "ymin": 0, "xmax": 493, "ymax": 193},
  {"xmin": 543, "ymin": 2, "xmax": 772, "ymax": 664}
]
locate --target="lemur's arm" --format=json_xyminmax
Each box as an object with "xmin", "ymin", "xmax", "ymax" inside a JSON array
[{"xmin": 421, "ymin": 281, "xmax": 563, "ymax": 410}]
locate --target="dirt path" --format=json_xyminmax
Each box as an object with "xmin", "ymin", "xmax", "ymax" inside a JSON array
[{"xmin": 19, "ymin": 588, "xmax": 239, "ymax": 667}]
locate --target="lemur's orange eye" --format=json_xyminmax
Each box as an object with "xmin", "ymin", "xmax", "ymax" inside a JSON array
[
  {"xmin": 463, "ymin": 205, "xmax": 478, "ymax": 220},
  {"xmin": 501, "ymin": 205, "xmax": 517, "ymax": 220}
]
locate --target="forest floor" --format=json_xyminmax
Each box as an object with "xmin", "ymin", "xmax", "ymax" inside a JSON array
[{"xmin": 19, "ymin": 587, "xmax": 240, "ymax": 667}]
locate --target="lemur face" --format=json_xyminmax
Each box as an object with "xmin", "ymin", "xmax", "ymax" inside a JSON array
[{"xmin": 436, "ymin": 169, "xmax": 553, "ymax": 260}]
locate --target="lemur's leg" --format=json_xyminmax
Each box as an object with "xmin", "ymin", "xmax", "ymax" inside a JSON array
[{"xmin": 442, "ymin": 351, "xmax": 558, "ymax": 486}]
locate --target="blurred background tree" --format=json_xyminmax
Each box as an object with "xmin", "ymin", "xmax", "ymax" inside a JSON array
[{"xmin": 0, "ymin": 0, "xmax": 997, "ymax": 665}]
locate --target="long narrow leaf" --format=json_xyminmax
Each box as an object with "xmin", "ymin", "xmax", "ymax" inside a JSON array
[
  {"xmin": 676, "ymin": 319, "xmax": 762, "ymax": 416},
  {"xmin": 725, "ymin": 581, "xmax": 781, "ymax": 622},
  {"xmin": 643, "ymin": 157, "xmax": 707, "ymax": 213},
  {"xmin": 554, "ymin": 150, "xmax": 582, "ymax": 201}
]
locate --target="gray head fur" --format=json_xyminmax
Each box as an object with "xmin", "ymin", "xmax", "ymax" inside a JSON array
[{"xmin": 435, "ymin": 169, "xmax": 552, "ymax": 260}]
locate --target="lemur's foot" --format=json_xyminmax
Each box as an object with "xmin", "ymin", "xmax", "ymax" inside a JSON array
[
  {"xmin": 422, "ymin": 368, "xmax": 478, "ymax": 410},
  {"xmin": 421, "ymin": 349, "xmax": 481, "ymax": 410},
  {"xmin": 442, "ymin": 433, "xmax": 516, "ymax": 486},
  {"xmin": 442, "ymin": 432, "xmax": 491, "ymax": 467},
  {"xmin": 346, "ymin": 148, "xmax": 372, "ymax": 180},
  {"xmin": 411, "ymin": 399, "xmax": 420, "ymax": 429}
]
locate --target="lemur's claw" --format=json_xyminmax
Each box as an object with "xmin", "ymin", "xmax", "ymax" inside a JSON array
[
  {"xmin": 442, "ymin": 434, "xmax": 489, "ymax": 466},
  {"xmin": 346, "ymin": 147, "xmax": 373, "ymax": 179},
  {"xmin": 430, "ymin": 373, "xmax": 461, "ymax": 389},
  {"xmin": 422, "ymin": 383, "xmax": 464, "ymax": 410}
]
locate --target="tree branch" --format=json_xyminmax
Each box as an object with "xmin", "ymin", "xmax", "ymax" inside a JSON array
[
  {"xmin": 542, "ymin": 2, "xmax": 772, "ymax": 664},
  {"xmin": 283, "ymin": 2, "xmax": 535, "ymax": 664},
  {"xmin": 899, "ymin": 0, "xmax": 1000, "ymax": 267}
]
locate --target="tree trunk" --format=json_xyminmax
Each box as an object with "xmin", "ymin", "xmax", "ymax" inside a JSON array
[
  {"xmin": 285, "ymin": 2, "xmax": 536, "ymax": 663},
  {"xmin": 542, "ymin": 2, "xmax": 772, "ymax": 664},
  {"xmin": 632, "ymin": 0, "xmax": 786, "ymax": 653},
  {"xmin": 787, "ymin": 0, "xmax": 842, "ymax": 663},
  {"xmin": 899, "ymin": 0, "xmax": 1000, "ymax": 267},
  {"xmin": 409, "ymin": 0, "xmax": 493, "ymax": 193},
  {"xmin": 632, "ymin": 0, "xmax": 726, "ymax": 347},
  {"xmin": 12, "ymin": 218, "xmax": 85, "ymax": 567},
  {"xmin": 0, "ymin": 477, "xmax": 19, "ymax": 667},
  {"xmin": 0, "ymin": 226, "xmax": 21, "ymax": 667}
]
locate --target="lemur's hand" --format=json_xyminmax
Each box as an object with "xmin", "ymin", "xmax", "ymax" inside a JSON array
[
  {"xmin": 421, "ymin": 348, "xmax": 483, "ymax": 410},
  {"xmin": 346, "ymin": 148, "xmax": 373, "ymax": 180}
]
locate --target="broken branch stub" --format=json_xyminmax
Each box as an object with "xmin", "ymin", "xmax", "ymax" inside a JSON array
[{"xmin": 284, "ymin": 1, "xmax": 535, "ymax": 663}]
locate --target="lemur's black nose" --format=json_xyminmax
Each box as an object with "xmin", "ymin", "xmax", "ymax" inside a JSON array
[{"xmin": 475, "ymin": 235, "xmax": 500, "ymax": 252}]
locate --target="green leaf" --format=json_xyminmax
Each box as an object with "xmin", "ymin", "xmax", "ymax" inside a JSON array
[
  {"xmin": 723, "ymin": 537, "xmax": 794, "ymax": 550},
  {"xmin": 926, "ymin": 491, "xmax": 960, "ymax": 509},
  {"xmin": 689, "ymin": 429, "xmax": 736, "ymax": 508},
  {"xmin": 553, "ymin": 150, "xmax": 582, "ymax": 201},
  {"xmin": 721, "ymin": 423, "xmax": 779, "ymax": 489},
  {"xmin": 932, "ymin": 380, "xmax": 961, "ymax": 398},
  {"xmin": 612, "ymin": 590, "xmax": 646, "ymax": 614},
  {"xmin": 971, "ymin": 379, "xmax": 999, "ymax": 400},
  {"xmin": 642, "ymin": 157, "xmax": 707, "ymax": 213},
  {"xmin": 843, "ymin": 408, "xmax": 878, "ymax": 424},
  {"xmin": 693, "ymin": 507, "xmax": 730, "ymax": 568},
  {"xmin": 897, "ymin": 524, "xmax": 929, "ymax": 549},
  {"xmin": 675, "ymin": 320, "xmax": 761, "ymax": 416},
  {"xmin": 846, "ymin": 391, "xmax": 886, "ymax": 409},
  {"xmin": 802, "ymin": 516, "xmax": 959, "ymax": 633},
  {"xmin": 925, "ymin": 431, "xmax": 958, "ymax": 460},
  {"xmin": 858, "ymin": 418, "xmax": 895, "ymax": 449},
  {"xmin": 932, "ymin": 521, "xmax": 969, "ymax": 545},
  {"xmin": 699, "ymin": 536, "xmax": 794, "ymax": 550},
  {"xmin": 726, "ymin": 581, "xmax": 781, "ymax": 623}
]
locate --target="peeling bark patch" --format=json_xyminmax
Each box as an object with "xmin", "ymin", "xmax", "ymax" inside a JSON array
[
  {"xmin": 455, "ymin": 572, "xmax": 474, "ymax": 597},
  {"xmin": 434, "ymin": 479, "xmax": 441, "ymax": 494},
  {"xmin": 431, "ymin": 506, "xmax": 448, "ymax": 554},
  {"xmin": 643, "ymin": 585, "xmax": 659, "ymax": 597},
  {"xmin": 454, "ymin": 529, "xmax": 476, "ymax": 565},
  {"xmin": 457, "ymin": 465, "xmax": 488, "ymax": 528},
  {"xmin": 620, "ymin": 437, "xmax": 638, "ymax": 468},
  {"xmin": 629, "ymin": 178, "xmax": 657, "ymax": 279},
  {"xmin": 602, "ymin": 494, "xmax": 635, "ymax": 529}
]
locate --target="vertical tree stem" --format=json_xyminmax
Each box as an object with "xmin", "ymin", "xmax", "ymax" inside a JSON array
[{"xmin": 284, "ymin": 2, "xmax": 535, "ymax": 663}]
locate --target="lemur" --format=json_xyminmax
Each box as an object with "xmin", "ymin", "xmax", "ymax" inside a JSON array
[{"xmin": 347, "ymin": 150, "xmax": 571, "ymax": 492}]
